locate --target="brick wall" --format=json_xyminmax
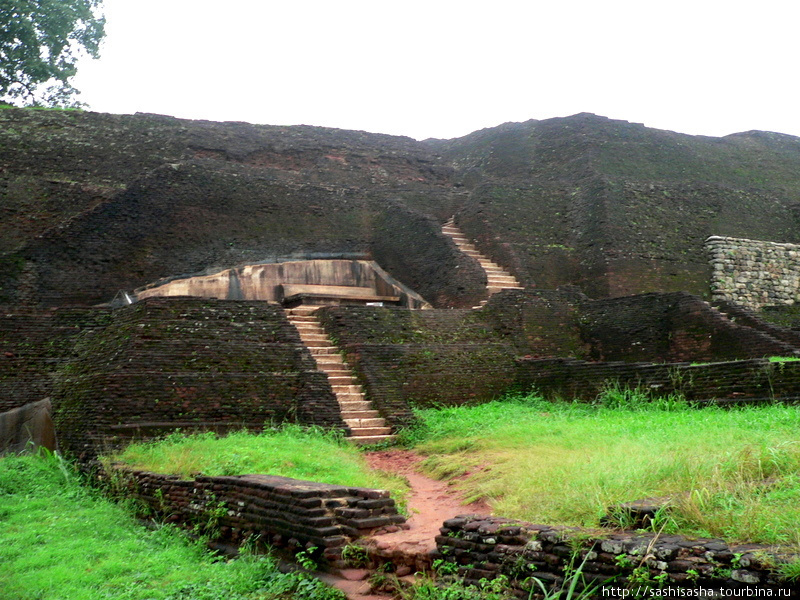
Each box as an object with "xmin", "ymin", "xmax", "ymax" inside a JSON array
[
  {"xmin": 107, "ymin": 465, "xmax": 405, "ymax": 565},
  {"xmin": 53, "ymin": 298, "xmax": 347, "ymax": 459},
  {"xmin": 478, "ymin": 289, "xmax": 589, "ymax": 358},
  {"xmin": 516, "ymin": 357, "xmax": 800, "ymax": 404},
  {"xmin": 578, "ymin": 292, "xmax": 795, "ymax": 363},
  {"xmin": 435, "ymin": 515, "xmax": 794, "ymax": 596},
  {"xmin": 713, "ymin": 300, "xmax": 800, "ymax": 349},
  {"xmin": 370, "ymin": 202, "xmax": 487, "ymax": 308},
  {"xmin": 318, "ymin": 306, "xmax": 517, "ymax": 427},
  {"xmin": 0, "ymin": 307, "xmax": 111, "ymax": 413}
]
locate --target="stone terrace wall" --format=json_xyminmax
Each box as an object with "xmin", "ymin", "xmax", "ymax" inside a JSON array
[
  {"xmin": 707, "ymin": 235, "xmax": 800, "ymax": 310},
  {"xmin": 517, "ymin": 357, "xmax": 800, "ymax": 404},
  {"xmin": 317, "ymin": 306, "xmax": 517, "ymax": 428},
  {"xmin": 435, "ymin": 515, "xmax": 794, "ymax": 597},
  {"xmin": 109, "ymin": 466, "xmax": 404, "ymax": 565},
  {"xmin": 54, "ymin": 298, "xmax": 346, "ymax": 459},
  {"xmin": 579, "ymin": 292, "xmax": 795, "ymax": 363},
  {"xmin": 478, "ymin": 289, "xmax": 589, "ymax": 358},
  {"xmin": 714, "ymin": 300, "xmax": 800, "ymax": 349},
  {"xmin": 371, "ymin": 202, "xmax": 487, "ymax": 308},
  {"xmin": 0, "ymin": 307, "xmax": 111, "ymax": 413}
]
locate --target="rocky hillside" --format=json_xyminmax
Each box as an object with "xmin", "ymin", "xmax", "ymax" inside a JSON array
[{"xmin": 2, "ymin": 108, "xmax": 800, "ymax": 307}]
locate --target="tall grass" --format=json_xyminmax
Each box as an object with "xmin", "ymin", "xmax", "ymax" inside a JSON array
[
  {"xmin": 0, "ymin": 451, "xmax": 344, "ymax": 600},
  {"xmin": 404, "ymin": 390, "xmax": 800, "ymax": 547},
  {"xmin": 108, "ymin": 425, "xmax": 406, "ymax": 499}
]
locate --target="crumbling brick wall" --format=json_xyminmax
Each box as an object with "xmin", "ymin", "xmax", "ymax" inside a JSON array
[
  {"xmin": 435, "ymin": 515, "xmax": 794, "ymax": 596},
  {"xmin": 108, "ymin": 466, "xmax": 405, "ymax": 565}
]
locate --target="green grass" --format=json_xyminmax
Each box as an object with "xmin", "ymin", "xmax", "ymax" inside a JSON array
[
  {"xmin": 402, "ymin": 390, "xmax": 800, "ymax": 548},
  {"xmin": 108, "ymin": 426, "xmax": 407, "ymax": 500},
  {"xmin": 768, "ymin": 356, "xmax": 800, "ymax": 363},
  {"xmin": 0, "ymin": 451, "xmax": 344, "ymax": 600}
]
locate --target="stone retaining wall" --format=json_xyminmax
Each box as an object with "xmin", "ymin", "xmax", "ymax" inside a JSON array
[
  {"xmin": 53, "ymin": 298, "xmax": 346, "ymax": 459},
  {"xmin": 317, "ymin": 306, "xmax": 517, "ymax": 427},
  {"xmin": 435, "ymin": 515, "xmax": 796, "ymax": 597},
  {"xmin": 707, "ymin": 236, "xmax": 800, "ymax": 310},
  {"xmin": 516, "ymin": 357, "xmax": 800, "ymax": 404},
  {"xmin": 0, "ymin": 307, "xmax": 111, "ymax": 413},
  {"xmin": 107, "ymin": 466, "xmax": 405, "ymax": 564},
  {"xmin": 371, "ymin": 202, "xmax": 487, "ymax": 308}
]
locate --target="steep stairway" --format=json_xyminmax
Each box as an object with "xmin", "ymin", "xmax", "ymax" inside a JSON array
[
  {"xmin": 441, "ymin": 218, "xmax": 523, "ymax": 307},
  {"xmin": 286, "ymin": 306, "xmax": 395, "ymax": 445}
]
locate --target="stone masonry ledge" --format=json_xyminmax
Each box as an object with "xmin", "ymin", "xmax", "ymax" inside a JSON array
[
  {"xmin": 104, "ymin": 464, "xmax": 406, "ymax": 564},
  {"xmin": 434, "ymin": 515, "xmax": 798, "ymax": 596}
]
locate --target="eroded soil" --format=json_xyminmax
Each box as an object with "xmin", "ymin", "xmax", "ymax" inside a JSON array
[{"xmin": 323, "ymin": 449, "xmax": 491, "ymax": 599}]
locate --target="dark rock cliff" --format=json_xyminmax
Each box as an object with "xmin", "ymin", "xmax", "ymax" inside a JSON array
[{"xmin": 3, "ymin": 108, "xmax": 800, "ymax": 306}]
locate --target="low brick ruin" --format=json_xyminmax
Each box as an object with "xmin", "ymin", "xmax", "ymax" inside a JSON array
[
  {"xmin": 107, "ymin": 465, "xmax": 405, "ymax": 564},
  {"xmin": 435, "ymin": 515, "xmax": 795, "ymax": 597}
]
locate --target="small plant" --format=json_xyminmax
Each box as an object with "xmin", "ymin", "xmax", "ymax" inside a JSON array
[
  {"xmin": 614, "ymin": 554, "xmax": 633, "ymax": 569},
  {"xmin": 653, "ymin": 571, "xmax": 669, "ymax": 587},
  {"xmin": 341, "ymin": 543, "xmax": 369, "ymax": 568},
  {"xmin": 628, "ymin": 565, "xmax": 652, "ymax": 585},
  {"xmin": 527, "ymin": 548, "xmax": 607, "ymax": 600},
  {"xmin": 432, "ymin": 557, "xmax": 460, "ymax": 576},
  {"xmin": 777, "ymin": 556, "xmax": 800, "ymax": 582},
  {"xmin": 296, "ymin": 546, "xmax": 319, "ymax": 571}
]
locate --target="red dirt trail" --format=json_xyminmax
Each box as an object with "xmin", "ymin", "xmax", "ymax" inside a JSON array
[{"xmin": 321, "ymin": 449, "xmax": 491, "ymax": 599}]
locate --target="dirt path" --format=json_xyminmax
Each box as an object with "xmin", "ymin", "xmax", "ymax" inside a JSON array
[{"xmin": 323, "ymin": 449, "xmax": 491, "ymax": 599}]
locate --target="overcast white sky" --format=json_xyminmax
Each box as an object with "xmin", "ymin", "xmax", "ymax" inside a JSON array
[{"xmin": 73, "ymin": 0, "xmax": 800, "ymax": 141}]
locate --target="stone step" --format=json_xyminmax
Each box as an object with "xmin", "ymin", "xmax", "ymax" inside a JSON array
[
  {"xmin": 287, "ymin": 306, "xmax": 319, "ymax": 315},
  {"xmin": 315, "ymin": 357, "xmax": 345, "ymax": 366},
  {"xmin": 302, "ymin": 338, "xmax": 333, "ymax": 347},
  {"xmin": 341, "ymin": 410, "xmax": 381, "ymax": 419},
  {"xmin": 288, "ymin": 315, "xmax": 318, "ymax": 323},
  {"xmin": 335, "ymin": 392, "xmax": 364, "ymax": 402},
  {"xmin": 328, "ymin": 375, "xmax": 358, "ymax": 385},
  {"xmin": 349, "ymin": 434, "xmax": 396, "ymax": 446},
  {"xmin": 309, "ymin": 346, "xmax": 339, "ymax": 355},
  {"xmin": 332, "ymin": 384, "xmax": 362, "ymax": 394},
  {"xmin": 322, "ymin": 368, "xmax": 352, "ymax": 377},
  {"xmin": 344, "ymin": 417, "xmax": 387, "ymax": 428},
  {"xmin": 487, "ymin": 279, "xmax": 519, "ymax": 285},
  {"xmin": 348, "ymin": 426, "xmax": 392, "ymax": 436},
  {"xmin": 296, "ymin": 332, "xmax": 329, "ymax": 341},
  {"xmin": 338, "ymin": 400, "xmax": 371, "ymax": 411},
  {"xmin": 293, "ymin": 323, "xmax": 325, "ymax": 332}
]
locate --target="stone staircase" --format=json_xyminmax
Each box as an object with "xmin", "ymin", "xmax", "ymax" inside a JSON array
[
  {"xmin": 442, "ymin": 217, "xmax": 523, "ymax": 307},
  {"xmin": 285, "ymin": 306, "xmax": 395, "ymax": 445}
]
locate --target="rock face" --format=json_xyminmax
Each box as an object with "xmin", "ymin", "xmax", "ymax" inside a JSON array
[
  {"xmin": 3, "ymin": 108, "xmax": 800, "ymax": 307},
  {"xmin": 0, "ymin": 398, "xmax": 56, "ymax": 454}
]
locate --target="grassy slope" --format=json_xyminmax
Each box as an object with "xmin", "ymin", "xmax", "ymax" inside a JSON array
[
  {"xmin": 406, "ymin": 392, "xmax": 800, "ymax": 547},
  {"xmin": 0, "ymin": 452, "xmax": 344, "ymax": 600},
  {"xmin": 110, "ymin": 426, "xmax": 407, "ymax": 499}
]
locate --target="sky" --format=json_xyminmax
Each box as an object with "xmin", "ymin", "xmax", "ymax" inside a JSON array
[{"xmin": 73, "ymin": 0, "xmax": 800, "ymax": 141}]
